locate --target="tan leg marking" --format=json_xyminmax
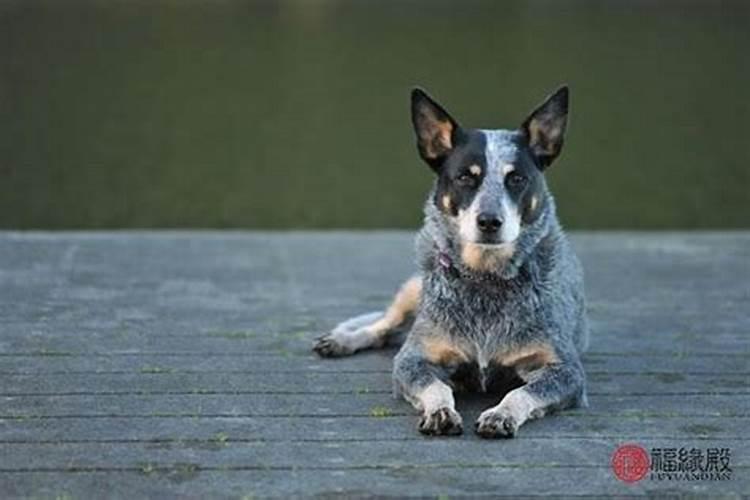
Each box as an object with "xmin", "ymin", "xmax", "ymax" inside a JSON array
[
  {"xmin": 314, "ymin": 277, "xmax": 421, "ymax": 357},
  {"xmin": 367, "ymin": 276, "xmax": 421, "ymax": 339},
  {"xmin": 420, "ymin": 337, "xmax": 469, "ymax": 366},
  {"xmin": 493, "ymin": 342, "xmax": 559, "ymax": 377},
  {"xmin": 477, "ymin": 343, "xmax": 566, "ymax": 438}
]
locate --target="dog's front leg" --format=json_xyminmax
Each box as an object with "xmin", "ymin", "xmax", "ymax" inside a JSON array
[
  {"xmin": 475, "ymin": 356, "xmax": 586, "ymax": 438},
  {"xmin": 393, "ymin": 342, "xmax": 463, "ymax": 436}
]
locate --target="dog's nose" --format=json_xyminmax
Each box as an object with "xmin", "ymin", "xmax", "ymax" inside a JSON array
[{"xmin": 477, "ymin": 212, "xmax": 503, "ymax": 233}]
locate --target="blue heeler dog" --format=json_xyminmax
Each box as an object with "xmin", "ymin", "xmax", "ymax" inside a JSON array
[{"xmin": 314, "ymin": 86, "xmax": 589, "ymax": 438}]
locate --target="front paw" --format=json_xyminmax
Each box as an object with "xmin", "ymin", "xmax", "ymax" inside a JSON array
[
  {"xmin": 418, "ymin": 407, "xmax": 463, "ymax": 436},
  {"xmin": 312, "ymin": 334, "xmax": 354, "ymax": 358},
  {"xmin": 475, "ymin": 408, "xmax": 517, "ymax": 439}
]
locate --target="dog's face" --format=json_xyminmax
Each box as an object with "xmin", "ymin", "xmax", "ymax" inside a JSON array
[{"xmin": 411, "ymin": 87, "xmax": 568, "ymax": 271}]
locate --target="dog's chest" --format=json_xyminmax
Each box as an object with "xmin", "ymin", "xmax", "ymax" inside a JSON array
[
  {"xmin": 426, "ymin": 274, "xmax": 539, "ymax": 337},
  {"xmin": 420, "ymin": 273, "xmax": 553, "ymax": 392},
  {"xmin": 426, "ymin": 274, "xmax": 543, "ymax": 362}
]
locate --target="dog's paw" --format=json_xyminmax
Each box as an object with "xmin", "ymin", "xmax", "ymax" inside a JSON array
[
  {"xmin": 312, "ymin": 334, "xmax": 355, "ymax": 358},
  {"xmin": 418, "ymin": 407, "xmax": 463, "ymax": 436},
  {"xmin": 475, "ymin": 407, "xmax": 518, "ymax": 439}
]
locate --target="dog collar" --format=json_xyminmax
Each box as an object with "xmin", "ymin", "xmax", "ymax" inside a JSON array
[
  {"xmin": 437, "ymin": 251, "xmax": 453, "ymax": 270},
  {"xmin": 435, "ymin": 248, "xmax": 514, "ymax": 284}
]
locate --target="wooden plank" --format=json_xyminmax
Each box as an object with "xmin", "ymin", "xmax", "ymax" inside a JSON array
[
  {"xmin": 0, "ymin": 438, "xmax": 747, "ymax": 471},
  {"xmin": 1, "ymin": 393, "xmax": 748, "ymax": 418},
  {"xmin": 0, "ymin": 352, "xmax": 747, "ymax": 374},
  {"xmin": 0, "ymin": 415, "xmax": 746, "ymax": 443},
  {"xmin": 0, "ymin": 328, "xmax": 748, "ymax": 355},
  {"xmin": 3, "ymin": 466, "xmax": 746, "ymax": 498},
  {"xmin": 1, "ymin": 371, "xmax": 747, "ymax": 396}
]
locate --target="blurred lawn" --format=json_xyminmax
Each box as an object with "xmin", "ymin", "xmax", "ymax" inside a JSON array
[{"xmin": 1, "ymin": 0, "xmax": 748, "ymax": 229}]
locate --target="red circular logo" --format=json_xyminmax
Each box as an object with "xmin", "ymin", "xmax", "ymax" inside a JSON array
[{"xmin": 611, "ymin": 444, "xmax": 650, "ymax": 483}]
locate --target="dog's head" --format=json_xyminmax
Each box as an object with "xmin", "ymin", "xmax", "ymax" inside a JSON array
[{"xmin": 411, "ymin": 86, "xmax": 568, "ymax": 274}]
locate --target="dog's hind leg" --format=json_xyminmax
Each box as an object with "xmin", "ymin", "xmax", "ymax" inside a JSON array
[{"xmin": 313, "ymin": 275, "xmax": 421, "ymax": 357}]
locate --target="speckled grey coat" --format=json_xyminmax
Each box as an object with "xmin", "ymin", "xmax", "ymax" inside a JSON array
[
  {"xmin": 315, "ymin": 86, "xmax": 590, "ymax": 438},
  {"xmin": 392, "ymin": 185, "xmax": 589, "ymax": 436}
]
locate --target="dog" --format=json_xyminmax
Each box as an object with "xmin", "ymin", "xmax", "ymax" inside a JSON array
[{"xmin": 314, "ymin": 86, "xmax": 589, "ymax": 438}]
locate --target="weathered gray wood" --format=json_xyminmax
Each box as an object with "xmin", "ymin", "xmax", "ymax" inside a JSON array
[
  {"xmin": 3, "ymin": 371, "xmax": 747, "ymax": 396},
  {"xmin": 2, "ymin": 393, "xmax": 749, "ymax": 419},
  {"xmin": 1, "ymin": 352, "xmax": 747, "ymax": 374},
  {"xmin": 1, "ymin": 415, "xmax": 746, "ymax": 443},
  {"xmin": 1, "ymin": 467, "xmax": 748, "ymax": 498},
  {"xmin": 0, "ymin": 231, "xmax": 748, "ymax": 497},
  {"xmin": 2, "ymin": 438, "xmax": 748, "ymax": 470},
  {"xmin": 0, "ymin": 330, "xmax": 748, "ymax": 355}
]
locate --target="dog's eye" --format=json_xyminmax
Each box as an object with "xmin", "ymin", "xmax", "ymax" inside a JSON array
[
  {"xmin": 506, "ymin": 172, "xmax": 527, "ymax": 189},
  {"xmin": 456, "ymin": 174, "xmax": 474, "ymax": 186}
]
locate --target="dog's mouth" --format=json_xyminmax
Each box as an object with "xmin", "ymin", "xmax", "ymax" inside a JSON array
[
  {"xmin": 469, "ymin": 240, "xmax": 516, "ymax": 250},
  {"xmin": 460, "ymin": 241, "xmax": 516, "ymax": 272},
  {"xmin": 474, "ymin": 233, "xmax": 514, "ymax": 245}
]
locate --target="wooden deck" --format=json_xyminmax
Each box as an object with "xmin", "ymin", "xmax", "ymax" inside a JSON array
[{"xmin": 0, "ymin": 231, "xmax": 748, "ymax": 497}]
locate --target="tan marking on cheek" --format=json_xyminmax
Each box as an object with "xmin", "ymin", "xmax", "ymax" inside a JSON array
[
  {"xmin": 421, "ymin": 337, "xmax": 469, "ymax": 366},
  {"xmin": 368, "ymin": 277, "xmax": 422, "ymax": 336},
  {"xmin": 441, "ymin": 194, "xmax": 452, "ymax": 212},
  {"xmin": 469, "ymin": 164, "xmax": 482, "ymax": 176},
  {"xmin": 460, "ymin": 242, "xmax": 515, "ymax": 272},
  {"xmin": 502, "ymin": 163, "xmax": 515, "ymax": 176},
  {"xmin": 493, "ymin": 343, "xmax": 559, "ymax": 371}
]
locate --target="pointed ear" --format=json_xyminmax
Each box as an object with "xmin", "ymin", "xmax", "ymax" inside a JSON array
[
  {"xmin": 521, "ymin": 86, "xmax": 569, "ymax": 169},
  {"xmin": 411, "ymin": 88, "xmax": 460, "ymax": 170}
]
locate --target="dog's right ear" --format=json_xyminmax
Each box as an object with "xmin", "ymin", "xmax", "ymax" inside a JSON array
[
  {"xmin": 411, "ymin": 88, "xmax": 460, "ymax": 171},
  {"xmin": 520, "ymin": 86, "xmax": 569, "ymax": 169}
]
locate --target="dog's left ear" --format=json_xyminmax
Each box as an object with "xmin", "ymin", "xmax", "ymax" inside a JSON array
[{"xmin": 521, "ymin": 86, "xmax": 569, "ymax": 169}]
